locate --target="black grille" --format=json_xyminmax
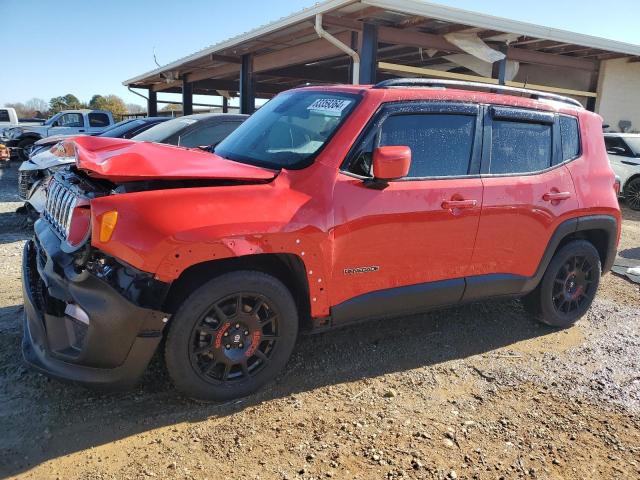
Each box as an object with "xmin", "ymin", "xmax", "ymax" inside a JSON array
[{"xmin": 18, "ymin": 170, "xmax": 38, "ymax": 200}]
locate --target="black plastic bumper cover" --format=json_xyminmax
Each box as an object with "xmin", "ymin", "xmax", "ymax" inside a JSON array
[{"xmin": 22, "ymin": 223, "xmax": 169, "ymax": 388}]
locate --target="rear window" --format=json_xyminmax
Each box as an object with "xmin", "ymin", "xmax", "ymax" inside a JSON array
[
  {"xmin": 89, "ymin": 112, "xmax": 110, "ymax": 127},
  {"xmin": 559, "ymin": 115, "xmax": 580, "ymax": 162},
  {"xmin": 489, "ymin": 121, "xmax": 552, "ymax": 174},
  {"xmin": 0, "ymin": 110, "xmax": 9, "ymax": 122}
]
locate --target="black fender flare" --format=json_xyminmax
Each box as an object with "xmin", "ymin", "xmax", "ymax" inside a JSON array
[{"xmin": 522, "ymin": 214, "xmax": 618, "ymax": 292}]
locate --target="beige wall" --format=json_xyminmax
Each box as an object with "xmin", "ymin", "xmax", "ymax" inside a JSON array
[
  {"xmin": 512, "ymin": 63, "xmax": 592, "ymax": 107},
  {"xmin": 596, "ymin": 58, "xmax": 640, "ymax": 132}
]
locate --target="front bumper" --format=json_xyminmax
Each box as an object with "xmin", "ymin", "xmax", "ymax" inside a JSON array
[{"xmin": 22, "ymin": 220, "xmax": 170, "ymax": 388}]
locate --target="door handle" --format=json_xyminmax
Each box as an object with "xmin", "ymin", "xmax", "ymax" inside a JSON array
[
  {"xmin": 542, "ymin": 191, "xmax": 571, "ymax": 202},
  {"xmin": 441, "ymin": 199, "xmax": 478, "ymax": 209},
  {"xmin": 78, "ymin": 129, "xmax": 85, "ymax": 132}
]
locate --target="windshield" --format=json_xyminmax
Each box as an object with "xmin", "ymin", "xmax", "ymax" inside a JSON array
[
  {"xmin": 132, "ymin": 116, "xmax": 196, "ymax": 143},
  {"xmin": 215, "ymin": 90, "xmax": 360, "ymax": 169},
  {"xmin": 43, "ymin": 113, "xmax": 62, "ymax": 126},
  {"xmin": 625, "ymin": 137, "xmax": 640, "ymax": 156}
]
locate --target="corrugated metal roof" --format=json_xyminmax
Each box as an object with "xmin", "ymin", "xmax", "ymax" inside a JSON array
[{"xmin": 123, "ymin": 0, "xmax": 640, "ymax": 87}]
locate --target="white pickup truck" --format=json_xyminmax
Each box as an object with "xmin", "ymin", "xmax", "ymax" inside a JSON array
[
  {"xmin": 0, "ymin": 107, "xmax": 45, "ymax": 128},
  {"xmin": 0, "ymin": 109, "xmax": 115, "ymax": 160}
]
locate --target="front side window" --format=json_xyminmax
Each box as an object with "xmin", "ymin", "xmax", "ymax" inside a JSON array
[
  {"xmin": 489, "ymin": 121, "xmax": 552, "ymax": 174},
  {"xmin": 378, "ymin": 114, "xmax": 476, "ymax": 178},
  {"xmin": 559, "ymin": 115, "xmax": 580, "ymax": 162},
  {"xmin": 215, "ymin": 90, "xmax": 360, "ymax": 169},
  {"xmin": 57, "ymin": 113, "xmax": 84, "ymax": 128},
  {"xmin": 89, "ymin": 112, "xmax": 110, "ymax": 127},
  {"xmin": 179, "ymin": 122, "xmax": 243, "ymax": 148}
]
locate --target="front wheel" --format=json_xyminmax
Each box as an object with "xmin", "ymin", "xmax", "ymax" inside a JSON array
[
  {"xmin": 165, "ymin": 271, "xmax": 298, "ymax": 401},
  {"xmin": 624, "ymin": 177, "xmax": 640, "ymax": 211},
  {"xmin": 522, "ymin": 240, "xmax": 601, "ymax": 328}
]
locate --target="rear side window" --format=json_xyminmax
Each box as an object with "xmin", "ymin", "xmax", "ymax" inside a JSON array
[
  {"xmin": 559, "ymin": 115, "xmax": 580, "ymax": 162},
  {"xmin": 489, "ymin": 121, "xmax": 552, "ymax": 174},
  {"xmin": 89, "ymin": 113, "xmax": 110, "ymax": 127},
  {"xmin": 379, "ymin": 114, "xmax": 476, "ymax": 177},
  {"xmin": 0, "ymin": 110, "xmax": 9, "ymax": 122}
]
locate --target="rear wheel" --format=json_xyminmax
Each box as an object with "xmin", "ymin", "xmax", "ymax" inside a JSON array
[
  {"xmin": 522, "ymin": 240, "xmax": 600, "ymax": 328},
  {"xmin": 625, "ymin": 177, "xmax": 640, "ymax": 211},
  {"xmin": 165, "ymin": 271, "xmax": 298, "ymax": 401}
]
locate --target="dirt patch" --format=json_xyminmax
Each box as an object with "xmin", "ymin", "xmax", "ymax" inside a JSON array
[{"xmin": 0, "ymin": 162, "xmax": 638, "ymax": 480}]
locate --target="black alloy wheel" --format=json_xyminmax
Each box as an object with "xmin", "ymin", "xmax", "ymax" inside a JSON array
[
  {"xmin": 189, "ymin": 293, "xmax": 279, "ymax": 384},
  {"xmin": 626, "ymin": 178, "xmax": 640, "ymax": 211},
  {"xmin": 522, "ymin": 240, "xmax": 601, "ymax": 328},
  {"xmin": 165, "ymin": 271, "xmax": 298, "ymax": 401},
  {"xmin": 551, "ymin": 255, "xmax": 595, "ymax": 316}
]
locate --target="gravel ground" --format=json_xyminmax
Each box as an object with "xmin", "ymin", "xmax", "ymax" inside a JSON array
[{"xmin": 0, "ymin": 162, "xmax": 638, "ymax": 480}]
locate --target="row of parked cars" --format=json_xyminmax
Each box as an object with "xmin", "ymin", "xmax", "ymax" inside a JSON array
[
  {"xmin": 9, "ymin": 79, "xmax": 627, "ymax": 402},
  {"xmin": 14, "ymin": 112, "xmax": 247, "ymax": 219}
]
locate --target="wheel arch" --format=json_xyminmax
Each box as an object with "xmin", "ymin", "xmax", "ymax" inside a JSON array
[{"xmin": 162, "ymin": 253, "xmax": 313, "ymax": 332}]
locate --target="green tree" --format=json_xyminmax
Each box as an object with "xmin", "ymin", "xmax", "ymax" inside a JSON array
[
  {"xmin": 49, "ymin": 93, "xmax": 83, "ymax": 114},
  {"xmin": 89, "ymin": 94, "xmax": 127, "ymax": 119},
  {"xmin": 89, "ymin": 95, "xmax": 104, "ymax": 109}
]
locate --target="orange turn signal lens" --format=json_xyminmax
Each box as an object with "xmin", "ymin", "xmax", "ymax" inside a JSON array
[{"xmin": 99, "ymin": 211, "xmax": 118, "ymax": 243}]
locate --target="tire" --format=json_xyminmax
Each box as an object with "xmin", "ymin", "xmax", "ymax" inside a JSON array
[
  {"xmin": 165, "ymin": 271, "xmax": 298, "ymax": 401},
  {"xmin": 522, "ymin": 240, "xmax": 601, "ymax": 328},
  {"xmin": 17, "ymin": 138, "xmax": 35, "ymax": 162},
  {"xmin": 624, "ymin": 177, "xmax": 640, "ymax": 211}
]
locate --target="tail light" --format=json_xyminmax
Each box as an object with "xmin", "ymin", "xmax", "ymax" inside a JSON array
[
  {"xmin": 67, "ymin": 204, "xmax": 91, "ymax": 247},
  {"xmin": 614, "ymin": 176, "xmax": 621, "ymax": 196}
]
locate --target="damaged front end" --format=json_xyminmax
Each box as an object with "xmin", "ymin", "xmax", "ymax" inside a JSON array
[{"xmin": 22, "ymin": 168, "xmax": 171, "ymax": 388}]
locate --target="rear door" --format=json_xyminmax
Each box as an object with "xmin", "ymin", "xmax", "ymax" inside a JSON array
[
  {"xmin": 332, "ymin": 102, "xmax": 484, "ymax": 315},
  {"xmin": 467, "ymin": 106, "xmax": 579, "ymax": 297},
  {"xmin": 87, "ymin": 112, "xmax": 112, "ymax": 133}
]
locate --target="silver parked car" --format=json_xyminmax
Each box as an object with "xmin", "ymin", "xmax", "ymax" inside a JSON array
[{"xmin": 605, "ymin": 133, "xmax": 640, "ymax": 210}]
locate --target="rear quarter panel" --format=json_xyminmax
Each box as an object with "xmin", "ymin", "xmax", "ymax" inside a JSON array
[{"xmin": 565, "ymin": 112, "xmax": 621, "ymax": 241}]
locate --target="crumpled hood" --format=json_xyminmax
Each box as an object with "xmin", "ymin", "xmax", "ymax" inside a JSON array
[{"xmin": 70, "ymin": 136, "xmax": 277, "ymax": 182}]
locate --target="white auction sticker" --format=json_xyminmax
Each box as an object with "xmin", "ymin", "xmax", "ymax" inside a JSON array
[{"xmin": 307, "ymin": 98, "xmax": 352, "ymax": 116}]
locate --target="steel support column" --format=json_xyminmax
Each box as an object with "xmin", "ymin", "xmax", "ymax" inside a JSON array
[
  {"xmin": 147, "ymin": 90, "xmax": 157, "ymax": 116},
  {"xmin": 182, "ymin": 79, "xmax": 193, "ymax": 115},
  {"xmin": 240, "ymin": 53, "xmax": 255, "ymax": 114},
  {"xmin": 222, "ymin": 96, "xmax": 228, "ymax": 113},
  {"xmin": 492, "ymin": 45, "xmax": 509, "ymax": 86},
  {"xmin": 359, "ymin": 23, "xmax": 378, "ymax": 84}
]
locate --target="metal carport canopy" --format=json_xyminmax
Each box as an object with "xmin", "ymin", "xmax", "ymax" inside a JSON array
[{"xmin": 122, "ymin": 0, "xmax": 640, "ymax": 112}]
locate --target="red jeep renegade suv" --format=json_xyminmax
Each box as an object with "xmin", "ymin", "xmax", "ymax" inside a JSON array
[{"xmin": 22, "ymin": 79, "xmax": 620, "ymax": 401}]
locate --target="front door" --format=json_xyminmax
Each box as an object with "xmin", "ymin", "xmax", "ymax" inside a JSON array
[{"xmin": 331, "ymin": 102, "xmax": 484, "ymax": 320}]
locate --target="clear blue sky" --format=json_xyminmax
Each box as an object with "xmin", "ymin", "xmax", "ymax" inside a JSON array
[{"xmin": 2, "ymin": 0, "xmax": 639, "ymax": 110}]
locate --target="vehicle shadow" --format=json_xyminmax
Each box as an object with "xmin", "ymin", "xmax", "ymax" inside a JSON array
[
  {"xmin": 0, "ymin": 299, "xmax": 555, "ymax": 477},
  {"xmin": 0, "ymin": 211, "xmax": 31, "ymax": 245}
]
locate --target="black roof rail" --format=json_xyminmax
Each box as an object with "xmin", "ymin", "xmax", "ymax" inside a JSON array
[{"xmin": 373, "ymin": 78, "xmax": 584, "ymax": 109}]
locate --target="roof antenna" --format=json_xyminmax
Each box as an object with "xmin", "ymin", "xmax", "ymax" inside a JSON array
[
  {"xmin": 153, "ymin": 47, "xmax": 162, "ymax": 68},
  {"xmin": 522, "ymin": 74, "xmax": 529, "ymax": 97}
]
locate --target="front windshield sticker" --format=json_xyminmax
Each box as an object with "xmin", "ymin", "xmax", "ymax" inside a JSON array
[{"xmin": 307, "ymin": 98, "xmax": 353, "ymax": 116}]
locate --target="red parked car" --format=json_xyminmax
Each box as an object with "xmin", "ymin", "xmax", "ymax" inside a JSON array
[{"xmin": 22, "ymin": 80, "xmax": 620, "ymax": 401}]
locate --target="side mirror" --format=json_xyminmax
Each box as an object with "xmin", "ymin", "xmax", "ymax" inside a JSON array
[{"xmin": 372, "ymin": 146, "xmax": 411, "ymax": 181}]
